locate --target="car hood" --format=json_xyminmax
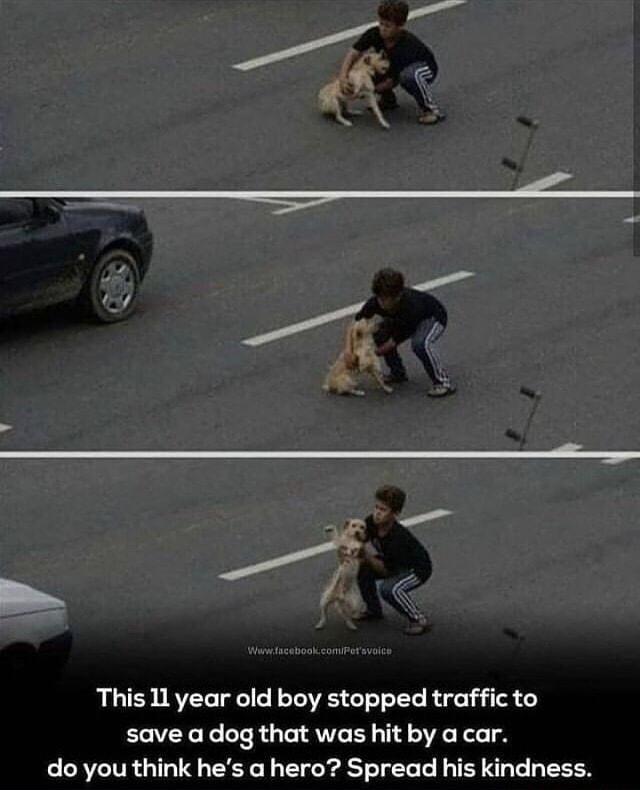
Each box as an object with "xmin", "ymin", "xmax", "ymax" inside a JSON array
[{"xmin": 0, "ymin": 578, "xmax": 66, "ymax": 618}]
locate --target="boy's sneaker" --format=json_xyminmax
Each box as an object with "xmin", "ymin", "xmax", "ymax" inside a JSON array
[
  {"xmin": 418, "ymin": 109, "xmax": 446, "ymax": 125},
  {"xmin": 383, "ymin": 372, "xmax": 409, "ymax": 385},
  {"xmin": 427, "ymin": 383, "xmax": 457, "ymax": 398},
  {"xmin": 404, "ymin": 616, "xmax": 432, "ymax": 636}
]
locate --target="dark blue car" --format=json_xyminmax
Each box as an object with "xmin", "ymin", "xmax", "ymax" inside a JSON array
[{"xmin": 0, "ymin": 198, "xmax": 153, "ymax": 322}]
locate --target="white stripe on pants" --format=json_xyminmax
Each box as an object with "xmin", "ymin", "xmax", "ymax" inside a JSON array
[
  {"xmin": 414, "ymin": 65, "xmax": 439, "ymax": 112},
  {"xmin": 388, "ymin": 572, "xmax": 423, "ymax": 620},
  {"xmin": 423, "ymin": 320, "xmax": 449, "ymax": 386}
]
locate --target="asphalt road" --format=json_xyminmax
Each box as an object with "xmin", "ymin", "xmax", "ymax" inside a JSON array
[
  {"xmin": 1, "ymin": 0, "xmax": 633, "ymax": 189},
  {"xmin": 4, "ymin": 457, "xmax": 639, "ymax": 683},
  {"xmin": 1, "ymin": 196, "xmax": 637, "ymax": 451}
]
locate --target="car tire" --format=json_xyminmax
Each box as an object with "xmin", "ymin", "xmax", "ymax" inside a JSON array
[
  {"xmin": 81, "ymin": 249, "xmax": 141, "ymax": 323},
  {"xmin": 0, "ymin": 646, "xmax": 38, "ymax": 690}
]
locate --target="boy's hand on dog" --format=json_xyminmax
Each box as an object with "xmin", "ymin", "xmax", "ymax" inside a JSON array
[
  {"xmin": 375, "ymin": 78, "xmax": 395, "ymax": 94},
  {"xmin": 363, "ymin": 541, "xmax": 378, "ymax": 558},
  {"xmin": 375, "ymin": 339, "xmax": 396, "ymax": 356},
  {"xmin": 340, "ymin": 78, "xmax": 356, "ymax": 96}
]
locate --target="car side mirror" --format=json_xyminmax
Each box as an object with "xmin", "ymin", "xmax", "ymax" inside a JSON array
[{"xmin": 40, "ymin": 204, "xmax": 61, "ymax": 224}]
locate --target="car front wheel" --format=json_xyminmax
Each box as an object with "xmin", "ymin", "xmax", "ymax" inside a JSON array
[{"xmin": 82, "ymin": 249, "xmax": 141, "ymax": 323}]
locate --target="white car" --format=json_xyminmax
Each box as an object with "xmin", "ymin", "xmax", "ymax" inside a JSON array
[{"xmin": 0, "ymin": 577, "xmax": 72, "ymax": 684}]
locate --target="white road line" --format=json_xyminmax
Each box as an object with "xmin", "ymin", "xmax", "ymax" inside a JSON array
[
  {"xmin": 601, "ymin": 456, "xmax": 636, "ymax": 466},
  {"xmin": 517, "ymin": 172, "xmax": 574, "ymax": 192},
  {"xmin": 551, "ymin": 443, "xmax": 583, "ymax": 452},
  {"xmin": 220, "ymin": 509, "xmax": 451, "ymax": 580},
  {"xmin": 232, "ymin": 0, "xmax": 467, "ymax": 71},
  {"xmin": 623, "ymin": 215, "xmax": 640, "ymax": 223},
  {"xmin": 0, "ymin": 452, "xmax": 630, "ymax": 459},
  {"xmin": 242, "ymin": 270, "xmax": 475, "ymax": 347},
  {"xmin": 0, "ymin": 423, "xmax": 12, "ymax": 434},
  {"xmin": 272, "ymin": 197, "xmax": 342, "ymax": 216},
  {"xmin": 402, "ymin": 508, "xmax": 452, "ymax": 526},
  {"xmin": 7, "ymin": 191, "xmax": 632, "ymax": 199}
]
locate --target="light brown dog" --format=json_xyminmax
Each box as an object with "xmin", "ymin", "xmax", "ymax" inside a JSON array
[
  {"xmin": 318, "ymin": 49, "xmax": 391, "ymax": 129},
  {"xmin": 323, "ymin": 318, "xmax": 393, "ymax": 397},
  {"xmin": 315, "ymin": 520, "xmax": 368, "ymax": 631}
]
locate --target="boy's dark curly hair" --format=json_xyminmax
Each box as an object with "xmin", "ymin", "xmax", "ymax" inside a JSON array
[
  {"xmin": 375, "ymin": 484, "xmax": 407, "ymax": 514},
  {"xmin": 378, "ymin": 0, "xmax": 410, "ymax": 26},
  {"xmin": 372, "ymin": 268, "xmax": 405, "ymax": 298}
]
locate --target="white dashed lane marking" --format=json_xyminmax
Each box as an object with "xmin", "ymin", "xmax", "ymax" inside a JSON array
[
  {"xmin": 517, "ymin": 172, "xmax": 574, "ymax": 192},
  {"xmin": 232, "ymin": 1, "xmax": 467, "ymax": 71},
  {"xmin": 272, "ymin": 197, "xmax": 342, "ymax": 216},
  {"xmin": 219, "ymin": 509, "xmax": 452, "ymax": 580},
  {"xmin": 242, "ymin": 271, "xmax": 475, "ymax": 347},
  {"xmin": 227, "ymin": 196, "xmax": 342, "ymax": 216}
]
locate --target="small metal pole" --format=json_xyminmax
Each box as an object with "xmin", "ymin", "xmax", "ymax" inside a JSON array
[
  {"xmin": 506, "ymin": 386, "xmax": 542, "ymax": 450},
  {"xmin": 502, "ymin": 116, "xmax": 540, "ymax": 190},
  {"xmin": 502, "ymin": 627, "xmax": 526, "ymax": 680}
]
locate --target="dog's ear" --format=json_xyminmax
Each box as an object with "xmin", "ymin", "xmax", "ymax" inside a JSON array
[{"xmin": 342, "ymin": 519, "xmax": 351, "ymax": 532}]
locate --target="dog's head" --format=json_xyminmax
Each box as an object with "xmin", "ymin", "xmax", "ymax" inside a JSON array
[
  {"xmin": 351, "ymin": 318, "xmax": 376, "ymax": 343},
  {"xmin": 362, "ymin": 48, "xmax": 390, "ymax": 76},
  {"xmin": 342, "ymin": 518, "xmax": 367, "ymax": 543}
]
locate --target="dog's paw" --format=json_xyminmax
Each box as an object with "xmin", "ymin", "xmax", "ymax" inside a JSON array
[
  {"xmin": 352, "ymin": 389, "xmax": 366, "ymax": 397},
  {"xmin": 346, "ymin": 621, "xmax": 358, "ymax": 631},
  {"xmin": 315, "ymin": 621, "xmax": 326, "ymax": 630},
  {"xmin": 380, "ymin": 122, "xmax": 391, "ymax": 130},
  {"xmin": 383, "ymin": 386, "xmax": 393, "ymax": 394}
]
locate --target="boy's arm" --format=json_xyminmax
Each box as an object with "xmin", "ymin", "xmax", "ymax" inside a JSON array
[
  {"xmin": 339, "ymin": 48, "xmax": 360, "ymax": 92},
  {"xmin": 363, "ymin": 543, "xmax": 388, "ymax": 576},
  {"xmin": 343, "ymin": 320, "xmax": 356, "ymax": 368},
  {"xmin": 345, "ymin": 298, "xmax": 376, "ymax": 366}
]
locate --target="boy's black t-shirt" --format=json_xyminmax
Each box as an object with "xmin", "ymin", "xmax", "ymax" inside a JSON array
[
  {"xmin": 365, "ymin": 516, "xmax": 432, "ymax": 581},
  {"xmin": 355, "ymin": 287, "xmax": 447, "ymax": 343},
  {"xmin": 353, "ymin": 27, "xmax": 438, "ymax": 81}
]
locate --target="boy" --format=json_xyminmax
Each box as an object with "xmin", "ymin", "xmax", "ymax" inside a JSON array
[
  {"xmin": 345, "ymin": 267, "xmax": 456, "ymax": 397},
  {"xmin": 358, "ymin": 485, "xmax": 432, "ymax": 635},
  {"xmin": 338, "ymin": 0, "xmax": 445, "ymax": 125}
]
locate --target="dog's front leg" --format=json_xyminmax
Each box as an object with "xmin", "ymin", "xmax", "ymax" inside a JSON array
[
  {"xmin": 370, "ymin": 366, "xmax": 393, "ymax": 394},
  {"xmin": 366, "ymin": 93, "xmax": 390, "ymax": 130}
]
